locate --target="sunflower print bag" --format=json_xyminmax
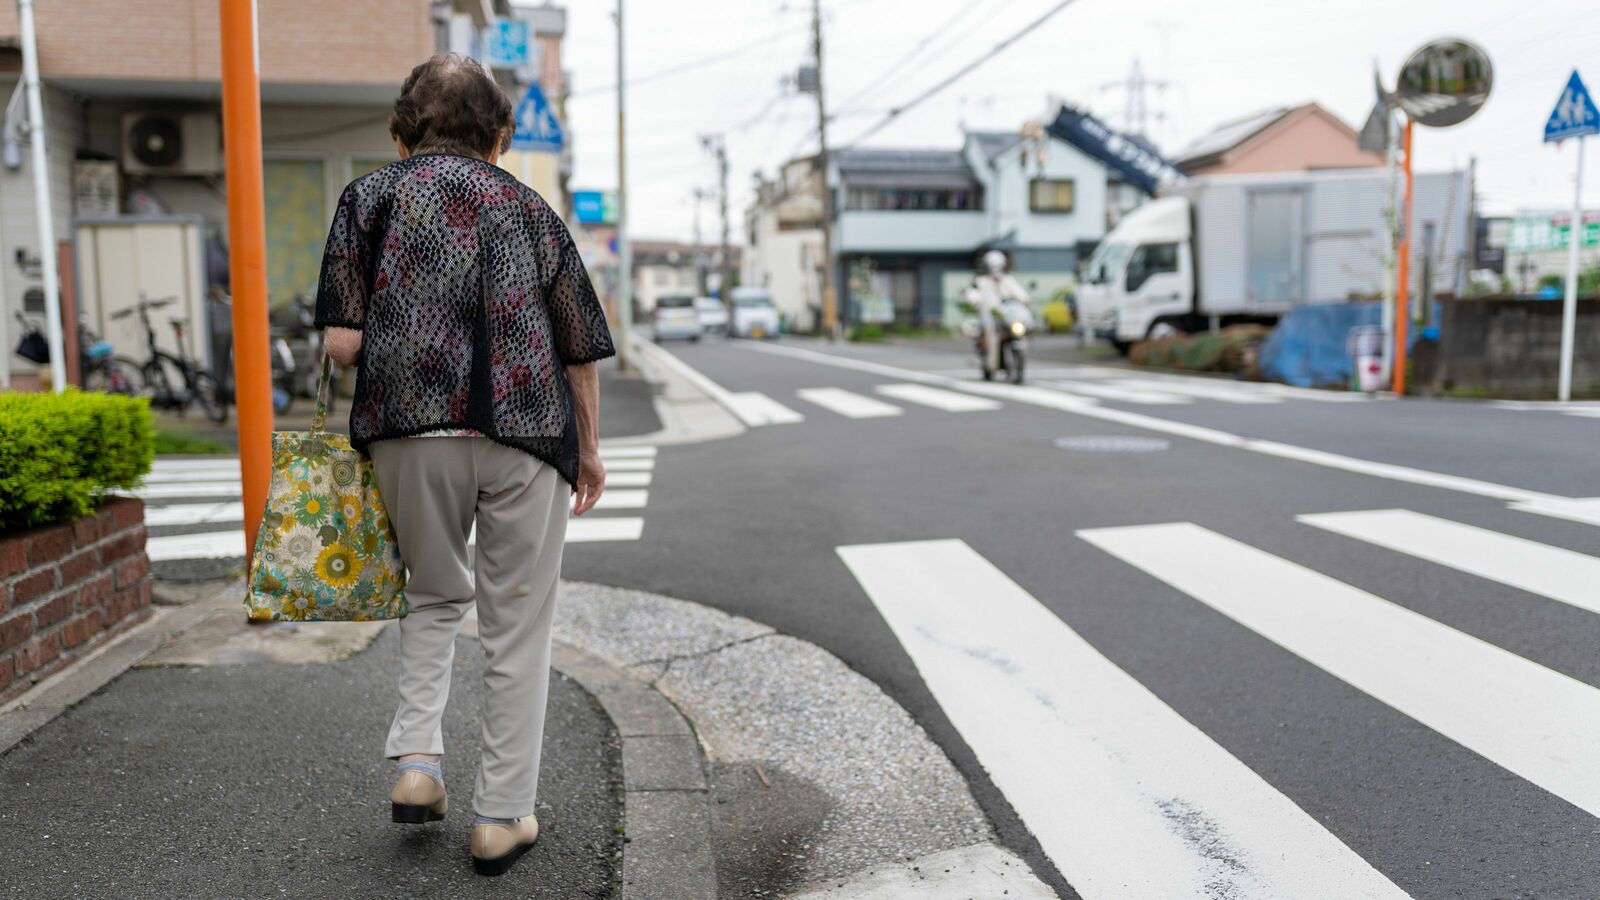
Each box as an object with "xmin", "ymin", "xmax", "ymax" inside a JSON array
[{"xmin": 245, "ymin": 356, "xmax": 407, "ymax": 622}]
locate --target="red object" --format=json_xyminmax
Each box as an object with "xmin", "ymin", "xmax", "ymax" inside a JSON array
[{"xmin": 1392, "ymin": 119, "xmax": 1414, "ymax": 395}]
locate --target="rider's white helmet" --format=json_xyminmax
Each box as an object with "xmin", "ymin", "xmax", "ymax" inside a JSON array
[{"xmin": 982, "ymin": 250, "xmax": 1008, "ymax": 274}]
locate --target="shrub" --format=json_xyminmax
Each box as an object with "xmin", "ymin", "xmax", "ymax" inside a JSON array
[
  {"xmin": 0, "ymin": 390, "xmax": 154, "ymax": 531},
  {"xmin": 848, "ymin": 323, "xmax": 889, "ymax": 342},
  {"xmin": 154, "ymin": 428, "xmax": 232, "ymax": 455}
]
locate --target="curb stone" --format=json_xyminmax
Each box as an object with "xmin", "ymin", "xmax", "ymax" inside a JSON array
[{"xmin": 553, "ymin": 640, "xmax": 719, "ymax": 899}]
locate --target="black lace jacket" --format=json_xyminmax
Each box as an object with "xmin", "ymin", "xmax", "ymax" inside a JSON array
[{"xmin": 314, "ymin": 153, "xmax": 615, "ymax": 487}]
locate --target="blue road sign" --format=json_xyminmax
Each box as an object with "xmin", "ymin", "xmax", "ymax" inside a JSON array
[
  {"xmin": 484, "ymin": 20, "xmax": 530, "ymax": 68},
  {"xmin": 511, "ymin": 83, "xmax": 564, "ymax": 154},
  {"xmin": 1544, "ymin": 70, "xmax": 1600, "ymax": 143}
]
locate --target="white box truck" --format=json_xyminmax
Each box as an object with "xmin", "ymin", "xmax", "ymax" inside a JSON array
[{"xmin": 1077, "ymin": 168, "xmax": 1471, "ymax": 351}]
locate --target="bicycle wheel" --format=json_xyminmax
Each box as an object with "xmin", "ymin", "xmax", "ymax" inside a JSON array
[
  {"xmin": 84, "ymin": 358, "xmax": 138, "ymax": 395},
  {"xmin": 193, "ymin": 370, "xmax": 230, "ymax": 423},
  {"xmin": 140, "ymin": 359, "xmax": 175, "ymax": 408}
]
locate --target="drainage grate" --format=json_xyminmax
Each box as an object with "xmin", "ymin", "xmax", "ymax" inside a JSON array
[{"xmin": 1054, "ymin": 435, "xmax": 1172, "ymax": 453}]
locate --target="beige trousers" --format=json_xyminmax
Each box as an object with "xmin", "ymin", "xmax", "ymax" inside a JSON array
[{"xmin": 369, "ymin": 437, "xmax": 569, "ymax": 818}]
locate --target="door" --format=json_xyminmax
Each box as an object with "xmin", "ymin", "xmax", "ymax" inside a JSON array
[
  {"xmin": 1247, "ymin": 190, "xmax": 1304, "ymax": 306},
  {"xmin": 264, "ymin": 158, "xmax": 328, "ymax": 310}
]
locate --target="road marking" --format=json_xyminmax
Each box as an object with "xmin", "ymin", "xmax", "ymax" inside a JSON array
[
  {"xmin": 735, "ymin": 341, "xmax": 1573, "ymax": 504},
  {"xmin": 1111, "ymin": 377, "xmax": 1281, "ymax": 404},
  {"xmin": 607, "ymin": 471, "xmax": 652, "ymax": 488},
  {"xmin": 796, "ymin": 387, "xmax": 904, "ymax": 418},
  {"xmin": 603, "ymin": 457, "xmax": 655, "ymax": 472},
  {"xmin": 1298, "ymin": 509, "xmax": 1600, "ymax": 617},
  {"xmin": 151, "ymin": 458, "xmax": 240, "ymax": 473},
  {"xmin": 144, "ymin": 501, "xmax": 245, "ymax": 527},
  {"xmin": 147, "ymin": 530, "xmax": 248, "ymax": 561},
  {"xmin": 132, "ymin": 482, "xmax": 249, "ymax": 499},
  {"xmin": 144, "ymin": 468, "xmax": 242, "ymax": 484},
  {"xmin": 837, "ymin": 538, "xmax": 1406, "ymax": 899},
  {"xmin": 727, "ymin": 391, "xmax": 806, "ymax": 426},
  {"xmin": 875, "ymin": 383, "xmax": 1001, "ymax": 412},
  {"xmin": 565, "ymin": 517, "xmax": 645, "ymax": 543},
  {"xmin": 1050, "ymin": 380, "xmax": 1191, "ymax": 405},
  {"xmin": 1079, "ymin": 521, "xmax": 1600, "ymax": 820},
  {"xmin": 600, "ymin": 445, "xmax": 657, "ymax": 459},
  {"xmin": 1510, "ymin": 496, "xmax": 1600, "ymax": 528},
  {"xmin": 594, "ymin": 489, "xmax": 648, "ymax": 510}
]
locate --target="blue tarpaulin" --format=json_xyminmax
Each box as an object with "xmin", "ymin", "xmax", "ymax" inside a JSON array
[
  {"xmin": 1259, "ymin": 303, "xmax": 1382, "ymax": 388},
  {"xmin": 1260, "ymin": 302, "xmax": 1440, "ymax": 388}
]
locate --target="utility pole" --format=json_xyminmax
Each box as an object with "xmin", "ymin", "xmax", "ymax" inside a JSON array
[
  {"xmin": 809, "ymin": 0, "xmax": 838, "ymax": 337},
  {"xmin": 614, "ymin": 0, "xmax": 632, "ymax": 370},
  {"xmin": 701, "ymin": 134, "xmax": 731, "ymax": 300},
  {"xmin": 691, "ymin": 187, "xmax": 708, "ymax": 294},
  {"xmin": 218, "ymin": 0, "xmax": 274, "ymax": 561},
  {"xmin": 16, "ymin": 0, "xmax": 62, "ymax": 392}
]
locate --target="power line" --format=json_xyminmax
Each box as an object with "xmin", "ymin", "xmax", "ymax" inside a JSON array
[
  {"xmin": 570, "ymin": 21, "xmax": 808, "ymax": 98},
  {"xmin": 831, "ymin": 0, "xmax": 991, "ymax": 117},
  {"xmin": 840, "ymin": 0, "xmax": 1083, "ymax": 147}
]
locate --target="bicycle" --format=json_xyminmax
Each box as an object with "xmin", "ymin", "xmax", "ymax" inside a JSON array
[
  {"xmin": 11, "ymin": 312, "xmax": 139, "ymax": 395},
  {"xmin": 112, "ymin": 294, "xmax": 228, "ymax": 423}
]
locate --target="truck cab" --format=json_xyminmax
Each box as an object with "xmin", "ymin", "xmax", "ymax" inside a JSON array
[{"xmin": 1077, "ymin": 196, "xmax": 1195, "ymax": 351}]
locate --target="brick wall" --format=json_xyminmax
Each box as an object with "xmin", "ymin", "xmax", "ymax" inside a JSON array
[{"xmin": 0, "ymin": 498, "xmax": 153, "ymax": 705}]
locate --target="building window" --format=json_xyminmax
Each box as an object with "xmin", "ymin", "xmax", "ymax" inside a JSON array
[
  {"xmin": 845, "ymin": 186, "xmax": 981, "ymax": 211},
  {"xmin": 1029, "ymin": 178, "xmax": 1075, "ymax": 213}
]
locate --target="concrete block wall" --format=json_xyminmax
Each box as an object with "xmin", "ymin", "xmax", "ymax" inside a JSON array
[
  {"xmin": 1438, "ymin": 298, "xmax": 1600, "ymax": 398},
  {"xmin": 0, "ymin": 498, "xmax": 153, "ymax": 705}
]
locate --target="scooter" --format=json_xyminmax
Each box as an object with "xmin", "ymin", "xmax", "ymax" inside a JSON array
[{"xmin": 970, "ymin": 300, "xmax": 1032, "ymax": 385}]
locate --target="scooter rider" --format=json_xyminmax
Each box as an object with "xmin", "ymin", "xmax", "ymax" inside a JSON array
[{"xmin": 966, "ymin": 250, "xmax": 1032, "ymax": 374}]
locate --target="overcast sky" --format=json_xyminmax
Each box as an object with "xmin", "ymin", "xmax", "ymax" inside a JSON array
[{"xmin": 559, "ymin": 0, "xmax": 1600, "ymax": 243}]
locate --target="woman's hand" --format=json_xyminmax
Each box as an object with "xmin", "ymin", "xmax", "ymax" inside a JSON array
[
  {"xmin": 573, "ymin": 454, "xmax": 605, "ymax": 516},
  {"xmin": 326, "ymin": 326, "xmax": 362, "ymax": 367}
]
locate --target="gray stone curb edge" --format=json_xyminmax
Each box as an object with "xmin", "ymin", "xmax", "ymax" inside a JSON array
[{"xmin": 552, "ymin": 639, "xmax": 718, "ymax": 900}]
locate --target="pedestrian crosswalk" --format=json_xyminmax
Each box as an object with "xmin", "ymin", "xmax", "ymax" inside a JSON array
[
  {"xmin": 1490, "ymin": 400, "xmax": 1600, "ymax": 420},
  {"xmin": 136, "ymin": 444, "xmax": 659, "ymax": 568},
  {"xmin": 840, "ymin": 507, "xmax": 1600, "ymax": 897}
]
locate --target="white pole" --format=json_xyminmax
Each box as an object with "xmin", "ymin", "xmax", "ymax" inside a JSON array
[
  {"xmin": 18, "ymin": 0, "xmax": 64, "ymax": 392},
  {"xmin": 1558, "ymin": 135, "xmax": 1584, "ymax": 402},
  {"xmin": 613, "ymin": 0, "xmax": 631, "ymax": 370}
]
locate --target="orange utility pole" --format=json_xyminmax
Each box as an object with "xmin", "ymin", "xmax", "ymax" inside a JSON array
[
  {"xmin": 1391, "ymin": 119, "xmax": 1414, "ymax": 395},
  {"xmin": 218, "ymin": 0, "xmax": 273, "ymax": 562}
]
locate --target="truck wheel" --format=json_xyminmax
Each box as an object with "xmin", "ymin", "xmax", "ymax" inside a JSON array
[{"xmin": 1147, "ymin": 318, "xmax": 1183, "ymax": 341}]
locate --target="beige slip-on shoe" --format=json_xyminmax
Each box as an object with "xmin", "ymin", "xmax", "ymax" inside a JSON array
[
  {"xmin": 389, "ymin": 770, "xmax": 448, "ymax": 824},
  {"xmin": 470, "ymin": 815, "xmax": 540, "ymax": 877}
]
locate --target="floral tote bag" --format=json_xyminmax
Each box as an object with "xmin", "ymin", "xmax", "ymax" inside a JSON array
[{"xmin": 244, "ymin": 356, "xmax": 407, "ymax": 622}]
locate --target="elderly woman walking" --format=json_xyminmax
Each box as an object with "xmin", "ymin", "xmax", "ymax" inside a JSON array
[{"xmin": 315, "ymin": 54, "xmax": 612, "ymax": 877}]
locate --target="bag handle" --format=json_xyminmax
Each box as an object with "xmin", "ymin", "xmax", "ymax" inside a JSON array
[{"xmin": 310, "ymin": 353, "xmax": 333, "ymax": 434}]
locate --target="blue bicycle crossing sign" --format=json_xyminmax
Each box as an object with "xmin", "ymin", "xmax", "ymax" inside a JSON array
[{"xmin": 1544, "ymin": 70, "xmax": 1599, "ymax": 143}]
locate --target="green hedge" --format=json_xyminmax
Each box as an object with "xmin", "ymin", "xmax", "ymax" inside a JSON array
[{"xmin": 0, "ymin": 390, "xmax": 154, "ymax": 532}]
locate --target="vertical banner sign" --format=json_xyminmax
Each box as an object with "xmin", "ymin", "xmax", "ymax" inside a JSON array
[
  {"xmin": 1544, "ymin": 70, "xmax": 1599, "ymax": 402},
  {"xmin": 483, "ymin": 19, "xmax": 530, "ymax": 68}
]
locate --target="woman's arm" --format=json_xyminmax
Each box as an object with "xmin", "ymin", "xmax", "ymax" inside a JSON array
[
  {"xmin": 568, "ymin": 362, "xmax": 605, "ymax": 516},
  {"xmin": 325, "ymin": 326, "xmax": 362, "ymax": 367}
]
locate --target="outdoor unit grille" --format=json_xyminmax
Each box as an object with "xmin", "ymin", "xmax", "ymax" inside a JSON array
[{"xmin": 120, "ymin": 112, "xmax": 223, "ymax": 176}]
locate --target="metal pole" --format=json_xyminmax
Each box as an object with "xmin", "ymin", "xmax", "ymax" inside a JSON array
[
  {"xmin": 811, "ymin": 0, "xmax": 838, "ymax": 337},
  {"xmin": 614, "ymin": 0, "xmax": 631, "ymax": 370},
  {"xmin": 218, "ymin": 0, "xmax": 274, "ymax": 562},
  {"xmin": 1392, "ymin": 118, "xmax": 1413, "ymax": 395},
  {"xmin": 1559, "ymin": 134, "xmax": 1585, "ymax": 402},
  {"xmin": 716, "ymin": 138, "xmax": 731, "ymax": 302},
  {"xmin": 1380, "ymin": 105, "xmax": 1398, "ymax": 385},
  {"xmin": 17, "ymin": 0, "xmax": 63, "ymax": 392}
]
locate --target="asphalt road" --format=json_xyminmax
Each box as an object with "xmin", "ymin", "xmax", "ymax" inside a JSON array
[{"xmin": 561, "ymin": 334, "xmax": 1600, "ymax": 899}]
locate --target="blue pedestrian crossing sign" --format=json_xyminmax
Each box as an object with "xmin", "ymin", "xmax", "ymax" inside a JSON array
[
  {"xmin": 512, "ymin": 83, "xmax": 564, "ymax": 154},
  {"xmin": 1544, "ymin": 70, "xmax": 1599, "ymax": 143}
]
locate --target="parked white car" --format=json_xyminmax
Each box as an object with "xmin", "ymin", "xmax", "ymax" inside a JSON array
[
  {"xmin": 652, "ymin": 295, "xmax": 701, "ymax": 342},
  {"xmin": 729, "ymin": 288, "xmax": 780, "ymax": 339},
  {"xmin": 695, "ymin": 296, "xmax": 728, "ymax": 335}
]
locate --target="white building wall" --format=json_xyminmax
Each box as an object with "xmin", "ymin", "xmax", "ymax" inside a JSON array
[
  {"xmin": 744, "ymin": 204, "xmax": 821, "ymax": 332},
  {"xmin": 969, "ymin": 135, "xmax": 1108, "ymax": 250},
  {"xmin": 836, "ymin": 209, "xmax": 986, "ymax": 253}
]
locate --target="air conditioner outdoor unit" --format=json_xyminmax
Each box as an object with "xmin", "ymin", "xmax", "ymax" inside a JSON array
[{"xmin": 121, "ymin": 112, "xmax": 222, "ymax": 176}]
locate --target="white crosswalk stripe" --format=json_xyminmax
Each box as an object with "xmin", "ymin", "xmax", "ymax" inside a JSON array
[
  {"xmin": 1299, "ymin": 508, "xmax": 1600, "ymax": 617},
  {"xmin": 796, "ymin": 387, "xmax": 904, "ymax": 418},
  {"xmin": 1079, "ymin": 521, "xmax": 1600, "ymax": 820},
  {"xmin": 875, "ymin": 383, "xmax": 1001, "ymax": 412},
  {"xmin": 1109, "ymin": 377, "xmax": 1282, "ymax": 404},
  {"xmin": 1049, "ymin": 380, "xmax": 1191, "ymax": 405},
  {"xmin": 139, "ymin": 445, "xmax": 661, "ymax": 563},
  {"xmin": 838, "ymin": 538, "xmax": 1406, "ymax": 899},
  {"xmin": 727, "ymin": 391, "xmax": 805, "ymax": 426}
]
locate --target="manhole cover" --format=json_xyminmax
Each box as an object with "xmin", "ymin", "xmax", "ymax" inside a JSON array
[{"xmin": 1054, "ymin": 435, "xmax": 1171, "ymax": 453}]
